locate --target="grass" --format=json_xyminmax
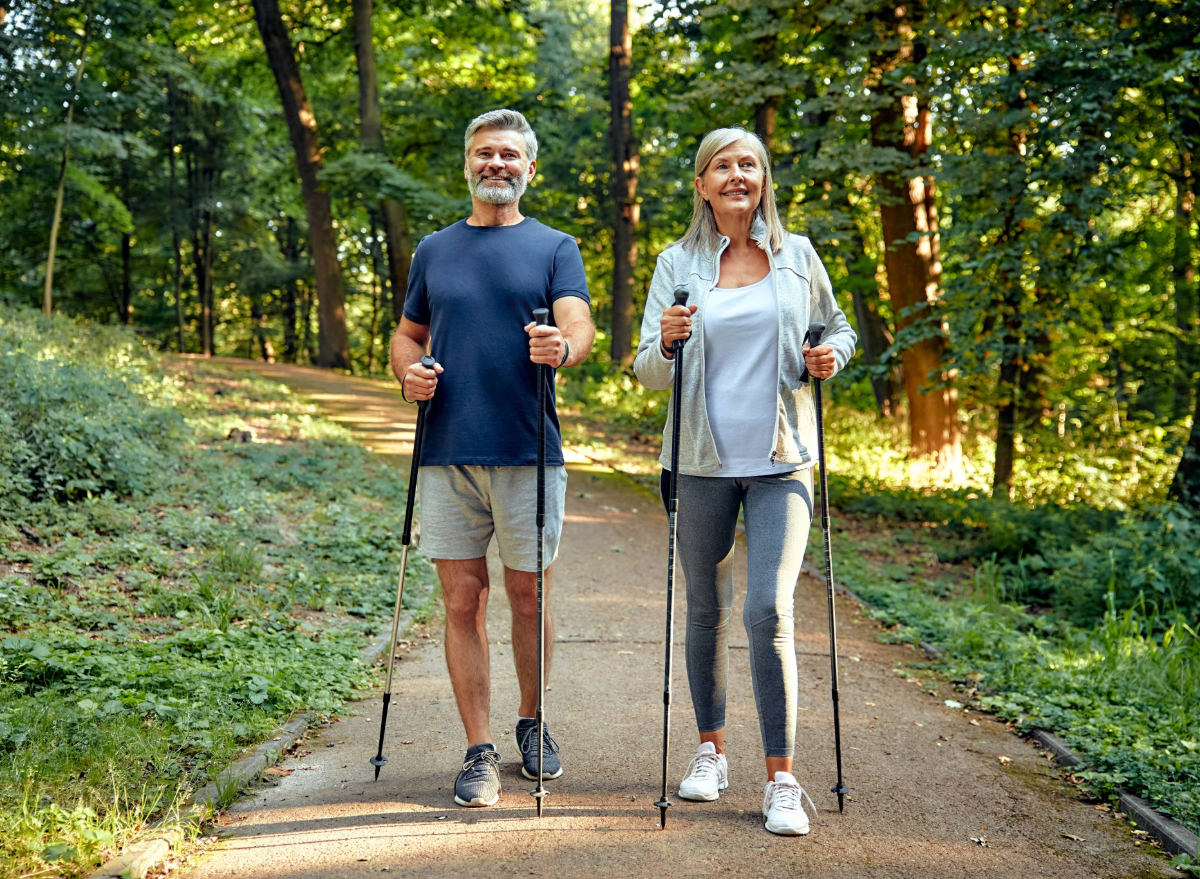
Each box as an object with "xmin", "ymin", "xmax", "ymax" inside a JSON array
[
  {"xmin": 0, "ymin": 313, "xmax": 437, "ymax": 878},
  {"xmin": 821, "ymin": 518, "xmax": 1200, "ymax": 837}
]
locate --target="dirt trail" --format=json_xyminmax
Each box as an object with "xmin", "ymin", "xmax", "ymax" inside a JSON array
[{"xmin": 185, "ymin": 359, "xmax": 1168, "ymax": 879}]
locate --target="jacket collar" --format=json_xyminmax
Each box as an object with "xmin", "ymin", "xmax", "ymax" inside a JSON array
[{"xmin": 697, "ymin": 214, "xmax": 797, "ymax": 279}]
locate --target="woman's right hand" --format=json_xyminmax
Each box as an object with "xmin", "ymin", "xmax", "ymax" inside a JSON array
[{"xmin": 660, "ymin": 304, "xmax": 699, "ymax": 356}]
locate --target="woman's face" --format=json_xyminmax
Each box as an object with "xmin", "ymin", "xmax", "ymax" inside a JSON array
[{"xmin": 695, "ymin": 141, "xmax": 764, "ymax": 224}]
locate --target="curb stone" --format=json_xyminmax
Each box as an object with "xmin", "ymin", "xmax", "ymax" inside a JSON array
[
  {"xmin": 87, "ymin": 620, "xmax": 407, "ymax": 879},
  {"xmin": 1030, "ymin": 729, "xmax": 1198, "ymax": 857},
  {"xmin": 799, "ymin": 563, "xmax": 1197, "ymax": 859}
]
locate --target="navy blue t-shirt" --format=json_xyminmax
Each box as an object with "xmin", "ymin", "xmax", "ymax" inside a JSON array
[{"xmin": 403, "ymin": 217, "xmax": 590, "ymax": 466}]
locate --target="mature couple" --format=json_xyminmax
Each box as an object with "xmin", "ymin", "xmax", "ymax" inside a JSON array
[{"xmin": 390, "ymin": 109, "xmax": 857, "ymax": 837}]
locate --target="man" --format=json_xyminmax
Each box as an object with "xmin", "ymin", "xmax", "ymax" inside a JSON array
[{"xmin": 390, "ymin": 109, "xmax": 595, "ymax": 808}]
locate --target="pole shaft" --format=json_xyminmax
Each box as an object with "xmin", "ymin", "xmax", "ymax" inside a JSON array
[
  {"xmin": 656, "ymin": 331, "xmax": 686, "ymax": 824},
  {"xmin": 814, "ymin": 377, "xmax": 847, "ymax": 799},
  {"xmin": 372, "ymin": 390, "xmax": 430, "ymax": 776},
  {"xmin": 533, "ymin": 310, "xmax": 549, "ymax": 813}
]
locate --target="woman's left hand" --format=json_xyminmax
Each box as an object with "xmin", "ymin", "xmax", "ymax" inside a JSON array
[{"xmin": 802, "ymin": 343, "xmax": 836, "ymax": 380}]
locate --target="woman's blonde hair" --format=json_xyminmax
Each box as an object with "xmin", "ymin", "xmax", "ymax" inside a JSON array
[{"xmin": 676, "ymin": 127, "xmax": 786, "ymax": 255}]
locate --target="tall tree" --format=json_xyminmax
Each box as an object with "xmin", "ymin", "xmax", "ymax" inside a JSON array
[
  {"xmin": 166, "ymin": 74, "xmax": 186, "ymax": 353},
  {"xmin": 352, "ymin": 0, "xmax": 413, "ymax": 323},
  {"xmin": 869, "ymin": 0, "xmax": 962, "ymax": 476},
  {"xmin": 608, "ymin": 0, "xmax": 639, "ymax": 367},
  {"xmin": 251, "ymin": 0, "xmax": 350, "ymax": 369},
  {"xmin": 42, "ymin": 4, "xmax": 90, "ymax": 316}
]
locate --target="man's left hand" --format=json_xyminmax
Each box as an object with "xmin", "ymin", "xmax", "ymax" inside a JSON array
[
  {"xmin": 525, "ymin": 321, "xmax": 566, "ymax": 366},
  {"xmin": 802, "ymin": 343, "xmax": 836, "ymax": 380}
]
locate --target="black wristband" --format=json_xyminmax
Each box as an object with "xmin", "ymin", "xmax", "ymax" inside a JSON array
[
  {"xmin": 558, "ymin": 339, "xmax": 570, "ymax": 369},
  {"xmin": 661, "ymin": 340, "xmax": 674, "ymax": 359}
]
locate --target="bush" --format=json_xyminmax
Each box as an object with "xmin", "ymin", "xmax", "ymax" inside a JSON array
[
  {"xmin": 0, "ymin": 352, "xmax": 186, "ymax": 501},
  {"xmin": 0, "ymin": 305, "xmax": 187, "ymax": 502}
]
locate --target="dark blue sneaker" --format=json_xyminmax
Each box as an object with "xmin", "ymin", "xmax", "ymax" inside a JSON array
[
  {"xmin": 516, "ymin": 719, "xmax": 563, "ymax": 781},
  {"xmin": 454, "ymin": 744, "xmax": 501, "ymax": 807}
]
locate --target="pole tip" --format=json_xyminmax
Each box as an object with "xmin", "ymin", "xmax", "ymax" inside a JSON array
[{"xmin": 370, "ymin": 754, "xmax": 386, "ymax": 780}]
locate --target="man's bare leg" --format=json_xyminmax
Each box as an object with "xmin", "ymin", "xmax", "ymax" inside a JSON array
[
  {"xmin": 437, "ymin": 557, "xmax": 492, "ymax": 746},
  {"xmin": 504, "ymin": 565, "xmax": 553, "ymax": 718}
]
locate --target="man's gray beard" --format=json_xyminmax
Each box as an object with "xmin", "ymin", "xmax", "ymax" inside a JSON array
[{"xmin": 468, "ymin": 170, "xmax": 529, "ymax": 205}]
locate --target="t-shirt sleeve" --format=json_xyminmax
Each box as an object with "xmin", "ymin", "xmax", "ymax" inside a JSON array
[
  {"xmin": 402, "ymin": 240, "xmax": 431, "ymax": 325},
  {"xmin": 549, "ymin": 236, "xmax": 590, "ymax": 304}
]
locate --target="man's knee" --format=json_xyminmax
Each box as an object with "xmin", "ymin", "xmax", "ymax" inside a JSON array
[
  {"xmin": 439, "ymin": 561, "xmax": 488, "ymax": 628},
  {"xmin": 505, "ymin": 569, "xmax": 542, "ymax": 621}
]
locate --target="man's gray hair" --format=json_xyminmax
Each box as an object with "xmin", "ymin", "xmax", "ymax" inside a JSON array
[{"xmin": 463, "ymin": 109, "xmax": 538, "ymax": 162}]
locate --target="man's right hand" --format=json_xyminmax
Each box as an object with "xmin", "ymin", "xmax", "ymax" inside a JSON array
[
  {"xmin": 404, "ymin": 359, "xmax": 443, "ymax": 401},
  {"xmin": 660, "ymin": 304, "xmax": 699, "ymax": 356}
]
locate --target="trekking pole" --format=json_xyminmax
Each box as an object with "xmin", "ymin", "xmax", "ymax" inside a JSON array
[
  {"xmin": 801, "ymin": 321, "xmax": 850, "ymax": 812},
  {"xmin": 372, "ymin": 354, "xmax": 437, "ymax": 781},
  {"xmin": 531, "ymin": 307, "xmax": 550, "ymax": 818},
  {"xmin": 655, "ymin": 285, "xmax": 690, "ymax": 830}
]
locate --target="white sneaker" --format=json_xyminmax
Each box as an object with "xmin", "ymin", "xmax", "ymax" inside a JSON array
[
  {"xmin": 677, "ymin": 742, "xmax": 728, "ymax": 801},
  {"xmin": 762, "ymin": 772, "xmax": 815, "ymax": 835}
]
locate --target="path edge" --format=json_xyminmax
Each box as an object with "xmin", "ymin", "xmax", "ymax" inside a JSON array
[
  {"xmin": 87, "ymin": 623, "xmax": 407, "ymax": 878},
  {"xmin": 1029, "ymin": 729, "xmax": 1198, "ymax": 857}
]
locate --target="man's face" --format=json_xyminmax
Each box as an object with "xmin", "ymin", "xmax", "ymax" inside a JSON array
[{"xmin": 464, "ymin": 128, "xmax": 536, "ymax": 205}]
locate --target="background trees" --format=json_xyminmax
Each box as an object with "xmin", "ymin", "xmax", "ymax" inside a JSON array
[{"xmin": 2, "ymin": 0, "xmax": 1198, "ymax": 506}]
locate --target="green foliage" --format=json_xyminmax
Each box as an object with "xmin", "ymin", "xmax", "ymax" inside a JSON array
[
  {"xmin": 0, "ymin": 312, "xmax": 437, "ymax": 877},
  {"xmin": 833, "ymin": 528, "xmax": 1200, "ymax": 837}
]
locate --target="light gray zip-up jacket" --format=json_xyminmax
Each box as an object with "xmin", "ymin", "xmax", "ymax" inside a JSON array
[{"xmin": 633, "ymin": 216, "xmax": 857, "ymax": 475}]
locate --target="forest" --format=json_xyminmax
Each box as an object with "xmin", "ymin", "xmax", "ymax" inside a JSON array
[
  {"xmin": 3, "ymin": 0, "xmax": 1198, "ymax": 505},
  {"xmin": 2, "ymin": 1, "xmax": 1200, "ymax": 874}
]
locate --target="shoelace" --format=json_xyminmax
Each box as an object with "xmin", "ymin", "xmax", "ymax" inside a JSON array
[
  {"xmin": 684, "ymin": 751, "xmax": 723, "ymax": 782},
  {"xmin": 461, "ymin": 749, "xmax": 500, "ymax": 780},
  {"xmin": 771, "ymin": 782, "xmax": 817, "ymax": 820},
  {"xmin": 517, "ymin": 723, "xmax": 560, "ymax": 757}
]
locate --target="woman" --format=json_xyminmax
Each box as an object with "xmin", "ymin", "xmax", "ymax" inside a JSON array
[{"xmin": 633, "ymin": 128, "xmax": 856, "ymax": 836}]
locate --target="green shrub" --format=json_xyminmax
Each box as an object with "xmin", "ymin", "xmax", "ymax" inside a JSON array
[{"xmin": 0, "ymin": 347, "xmax": 186, "ymax": 501}]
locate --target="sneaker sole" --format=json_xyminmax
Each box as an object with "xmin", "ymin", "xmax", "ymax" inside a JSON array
[
  {"xmin": 764, "ymin": 817, "xmax": 810, "ymax": 836},
  {"xmin": 678, "ymin": 780, "xmax": 728, "ymax": 802},
  {"xmin": 454, "ymin": 792, "xmax": 500, "ymax": 807},
  {"xmin": 520, "ymin": 766, "xmax": 564, "ymax": 781}
]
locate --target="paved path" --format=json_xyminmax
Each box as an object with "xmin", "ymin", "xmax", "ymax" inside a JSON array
[{"xmin": 184, "ymin": 359, "xmax": 1169, "ymax": 879}]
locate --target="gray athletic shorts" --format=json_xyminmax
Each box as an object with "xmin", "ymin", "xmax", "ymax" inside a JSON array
[{"xmin": 416, "ymin": 465, "xmax": 568, "ymax": 572}]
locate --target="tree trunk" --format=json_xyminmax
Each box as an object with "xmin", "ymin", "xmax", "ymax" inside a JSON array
[
  {"xmin": 754, "ymin": 28, "xmax": 778, "ymax": 154},
  {"xmin": 167, "ymin": 75, "xmax": 186, "ymax": 352},
  {"xmin": 300, "ymin": 279, "xmax": 313, "ymax": 364},
  {"xmin": 352, "ymin": 0, "xmax": 412, "ymax": 321},
  {"xmin": 120, "ymin": 231, "xmax": 133, "ymax": 324},
  {"xmin": 278, "ymin": 216, "xmax": 300, "ymax": 362},
  {"xmin": 118, "ymin": 155, "xmax": 134, "ymax": 324},
  {"xmin": 251, "ymin": 295, "xmax": 276, "ymax": 363},
  {"xmin": 1173, "ymin": 99, "xmax": 1198, "ymax": 420},
  {"xmin": 843, "ymin": 194, "xmax": 900, "ymax": 417},
  {"xmin": 186, "ymin": 147, "xmax": 216, "ymax": 356},
  {"xmin": 43, "ymin": 6, "xmax": 91, "ymax": 316},
  {"xmin": 869, "ymin": 0, "xmax": 962, "ymax": 476},
  {"xmin": 608, "ymin": 0, "xmax": 640, "ymax": 368},
  {"xmin": 367, "ymin": 212, "xmax": 385, "ymax": 373},
  {"xmin": 253, "ymin": 0, "xmax": 350, "ymax": 369}
]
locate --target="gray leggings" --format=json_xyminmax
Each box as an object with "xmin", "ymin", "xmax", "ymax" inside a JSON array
[{"xmin": 661, "ymin": 468, "xmax": 814, "ymax": 758}]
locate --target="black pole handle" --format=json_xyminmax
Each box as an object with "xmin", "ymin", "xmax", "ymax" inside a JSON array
[
  {"xmin": 672, "ymin": 286, "xmax": 690, "ymax": 353},
  {"xmin": 533, "ymin": 307, "xmax": 550, "ymax": 327},
  {"xmin": 799, "ymin": 320, "xmax": 828, "ymax": 385},
  {"xmin": 420, "ymin": 354, "xmax": 435, "ymax": 370}
]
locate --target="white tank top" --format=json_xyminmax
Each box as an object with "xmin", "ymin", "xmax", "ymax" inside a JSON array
[{"xmin": 701, "ymin": 273, "xmax": 798, "ymax": 478}]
